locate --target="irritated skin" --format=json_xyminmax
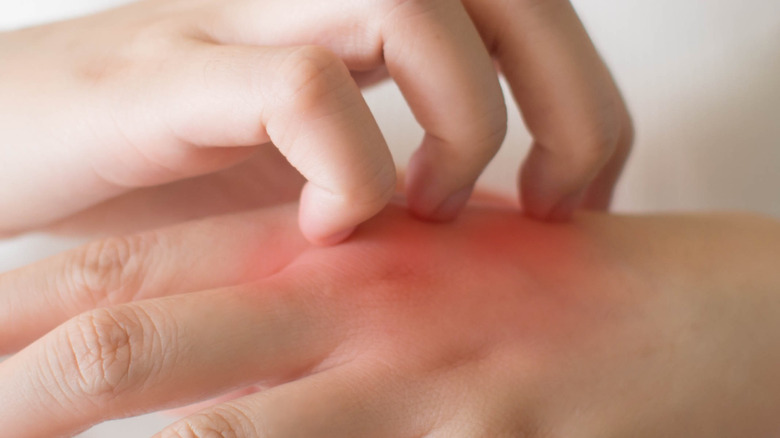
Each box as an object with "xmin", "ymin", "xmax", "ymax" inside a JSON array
[{"xmin": 1, "ymin": 202, "xmax": 780, "ymax": 437}]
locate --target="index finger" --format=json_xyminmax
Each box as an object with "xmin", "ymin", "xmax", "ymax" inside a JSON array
[{"xmin": 154, "ymin": 43, "xmax": 398, "ymax": 244}]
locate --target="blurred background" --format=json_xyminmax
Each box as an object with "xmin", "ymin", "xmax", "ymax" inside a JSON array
[{"xmin": 1, "ymin": 0, "xmax": 779, "ymax": 435}]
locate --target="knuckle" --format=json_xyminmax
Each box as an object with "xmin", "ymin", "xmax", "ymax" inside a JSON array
[
  {"xmin": 584, "ymin": 114, "xmax": 622, "ymax": 159},
  {"xmin": 581, "ymin": 101, "xmax": 625, "ymax": 160},
  {"xmin": 76, "ymin": 20, "xmax": 180, "ymax": 87},
  {"xmin": 548, "ymin": 93, "xmax": 631, "ymax": 177},
  {"xmin": 343, "ymin": 165, "xmax": 398, "ymax": 210},
  {"xmin": 553, "ymin": 117, "xmax": 622, "ymax": 180},
  {"xmin": 577, "ymin": 133, "xmax": 616, "ymax": 171},
  {"xmin": 63, "ymin": 234, "xmax": 154, "ymax": 308},
  {"xmin": 275, "ymin": 46, "xmax": 349, "ymax": 110},
  {"xmin": 269, "ymin": 45, "xmax": 361, "ymax": 162},
  {"xmin": 443, "ymin": 104, "xmax": 508, "ymax": 169},
  {"xmin": 466, "ymin": 104, "xmax": 509, "ymax": 161},
  {"xmin": 59, "ymin": 306, "xmax": 156, "ymax": 400},
  {"xmin": 164, "ymin": 406, "xmax": 255, "ymax": 438}
]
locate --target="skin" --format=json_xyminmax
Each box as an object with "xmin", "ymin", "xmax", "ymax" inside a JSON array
[
  {"xmin": 0, "ymin": 0, "xmax": 632, "ymax": 243},
  {"xmin": 1, "ymin": 201, "xmax": 779, "ymax": 437}
]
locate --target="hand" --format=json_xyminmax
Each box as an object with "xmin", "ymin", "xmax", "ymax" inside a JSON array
[
  {"xmin": 2, "ymin": 202, "xmax": 779, "ymax": 437},
  {"xmin": 0, "ymin": 0, "xmax": 632, "ymax": 242}
]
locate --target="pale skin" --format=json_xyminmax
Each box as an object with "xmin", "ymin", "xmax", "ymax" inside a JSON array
[
  {"xmin": 3, "ymin": 1, "xmax": 776, "ymax": 436},
  {"xmin": 1, "ymin": 200, "xmax": 780, "ymax": 437},
  {"xmin": 0, "ymin": 0, "xmax": 632, "ymax": 244}
]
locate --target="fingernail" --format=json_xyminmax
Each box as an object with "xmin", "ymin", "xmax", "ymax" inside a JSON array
[{"xmin": 427, "ymin": 186, "xmax": 473, "ymax": 222}]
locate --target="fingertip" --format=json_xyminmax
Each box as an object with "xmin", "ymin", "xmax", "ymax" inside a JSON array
[
  {"xmin": 546, "ymin": 196, "xmax": 579, "ymax": 222},
  {"xmin": 404, "ymin": 146, "xmax": 474, "ymax": 222},
  {"xmin": 520, "ymin": 145, "xmax": 590, "ymax": 222},
  {"xmin": 298, "ymin": 182, "xmax": 388, "ymax": 246},
  {"xmin": 522, "ymin": 186, "xmax": 583, "ymax": 223},
  {"xmin": 409, "ymin": 185, "xmax": 473, "ymax": 222},
  {"xmin": 298, "ymin": 200, "xmax": 356, "ymax": 247}
]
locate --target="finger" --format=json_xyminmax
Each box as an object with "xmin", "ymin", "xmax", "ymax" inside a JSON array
[
  {"xmin": 43, "ymin": 147, "xmax": 306, "ymax": 236},
  {"xmin": 465, "ymin": 0, "xmax": 632, "ymax": 219},
  {"xmin": 580, "ymin": 108, "xmax": 634, "ymax": 210},
  {"xmin": 381, "ymin": 0, "xmax": 508, "ymax": 221},
  {"xmin": 167, "ymin": 42, "xmax": 396, "ymax": 243},
  {"xmin": 0, "ymin": 204, "xmax": 306, "ymax": 354},
  {"xmin": 351, "ymin": 66, "xmax": 391, "ymax": 89},
  {"xmin": 0, "ymin": 278, "xmax": 342, "ymax": 438},
  {"xmin": 157, "ymin": 362, "xmax": 420, "ymax": 438}
]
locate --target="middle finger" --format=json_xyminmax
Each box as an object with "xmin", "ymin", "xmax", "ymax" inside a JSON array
[{"xmin": 381, "ymin": 0, "xmax": 508, "ymax": 220}]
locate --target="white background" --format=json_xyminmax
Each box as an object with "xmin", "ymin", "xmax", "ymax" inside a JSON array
[{"xmin": 1, "ymin": 0, "xmax": 779, "ymax": 436}]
